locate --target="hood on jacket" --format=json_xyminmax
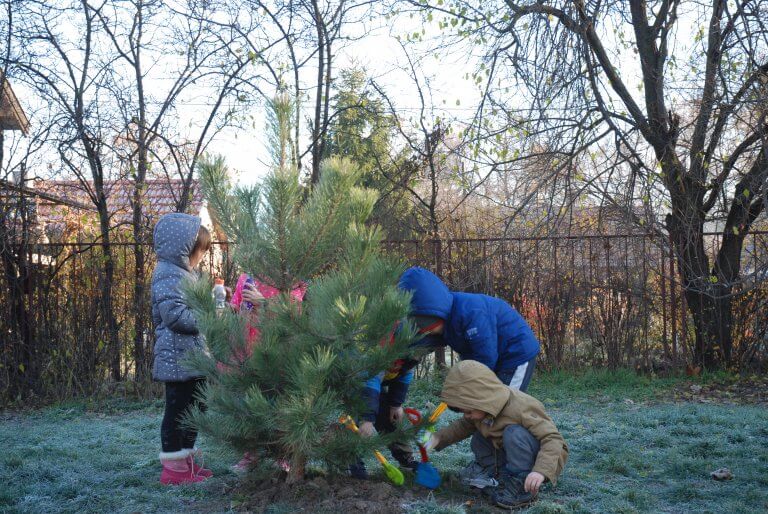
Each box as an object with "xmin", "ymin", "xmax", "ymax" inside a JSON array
[
  {"xmin": 153, "ymin": 213, "xmax": 202, "ymax": 271},
  {"xmin": 398, "ymin": 266, "xmax": 453, "ymax": 320},
  {"xmin": 440, "ymin": 360, "xmax": 510, "ymax": 418}
]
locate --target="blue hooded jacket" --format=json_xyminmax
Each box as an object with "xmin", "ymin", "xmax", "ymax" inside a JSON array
[{"xmin": 398, "ymin": 267, "xmax": 540, "ymax": 372}]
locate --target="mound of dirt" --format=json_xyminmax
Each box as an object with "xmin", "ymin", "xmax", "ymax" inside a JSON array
[{"xmin": 235, "ymin": 475, "xmax": 432, "ymax": 513}]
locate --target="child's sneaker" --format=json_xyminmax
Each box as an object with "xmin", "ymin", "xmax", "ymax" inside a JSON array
[
  {"xmin": 458, "ymin": 462, "xmax": 497, "ymax": 490},
  {"xmin": 348, "ymin": 460, "xmax": 368, "ymax": 480},
  {"xmin": 492, "ymin": 472, "xmax": 535, "ymax": 509},
  {"xmin": 465, "ymin": 476, "xmax": 499, "ymax": 491}
]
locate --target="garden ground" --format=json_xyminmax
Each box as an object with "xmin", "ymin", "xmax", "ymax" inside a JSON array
[{"xmin": 2, "ymin": 370, "xmax": 767, "ymax": 514}]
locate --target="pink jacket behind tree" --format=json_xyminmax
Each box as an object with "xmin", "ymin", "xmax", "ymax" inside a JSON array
[{"xmin": 221, "ymin": 273, "xmax": 306, "ymax": 369}]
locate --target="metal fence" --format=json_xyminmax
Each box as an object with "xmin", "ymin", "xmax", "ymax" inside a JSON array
[
  {"xmin": 384, "ymin": 232, "xmax": 768, "ymax": 370},
  {"xmin": 2, "ymin": 232, "xmax": 767, "ymax": 401}
]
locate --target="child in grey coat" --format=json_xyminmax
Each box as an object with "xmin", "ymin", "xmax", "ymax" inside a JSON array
[{"xmin": 151, "ymin": 213, "xmax": 212, "ymax": 485}]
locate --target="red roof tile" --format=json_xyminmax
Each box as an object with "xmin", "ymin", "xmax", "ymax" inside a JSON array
[{"xmin": 33, "ymin": 179, "xmax": 203, "ymax": 227}]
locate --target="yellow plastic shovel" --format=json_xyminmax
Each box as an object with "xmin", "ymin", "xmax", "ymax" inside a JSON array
[
  {"xmin": 428, "ymin": 402, "xmax": 448, "ymax": 423},
  {"xmin": 417, "ymin": 402, "xmax": 448, "ymax": 446},
  {"xmin": 339, "ymin": 415, "xmax": 405, "ymax": 486}
]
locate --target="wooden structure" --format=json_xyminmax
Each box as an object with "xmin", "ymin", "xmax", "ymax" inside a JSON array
[{"xmin": 0, "ymin": 74, "xmax": 29, "ymax": 135}]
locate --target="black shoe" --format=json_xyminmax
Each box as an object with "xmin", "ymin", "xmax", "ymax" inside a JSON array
[
  {"xmin": 399, "ymin": 460, "xmax": 420, "ymax": 473},
  {"xmin": 348, "ymin": 460, "xmax": 368, "ymax": 480},
  {"xmin": 492, "ymin": 473, "xmax": 535, "ymax": 509}
]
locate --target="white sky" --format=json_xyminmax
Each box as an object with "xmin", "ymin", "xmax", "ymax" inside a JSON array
[{"xmin": 207, "ymin": 16, "xmax": 483, "ymax": 185}]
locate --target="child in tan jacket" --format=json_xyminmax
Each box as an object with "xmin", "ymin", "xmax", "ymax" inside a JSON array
[{"xmin": 425, "ymin": 360, "xmax": 569, "ymax": 508}]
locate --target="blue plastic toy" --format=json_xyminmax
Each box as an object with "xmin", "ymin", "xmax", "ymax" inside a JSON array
[{"xmin": 405, "ymin": 407, "xmax": 442, "ymax": 489}]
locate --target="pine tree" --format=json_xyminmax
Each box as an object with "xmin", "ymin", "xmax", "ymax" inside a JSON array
[{"xmin": 184, "ymin": 96, "xmax": 419, "ymax": 482}]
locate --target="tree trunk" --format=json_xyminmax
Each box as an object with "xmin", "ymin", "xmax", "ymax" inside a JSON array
[
  {"xmin": 132, "ymin": 9, "xmax": 150, "ymax": 383},
  {"xmin": 684, "ymin": 287, "xmax": 732, "ymax": 369},
  {"xmin": 133, "ymin": 238, "xmax": 148, "ymax": 380},
  {"xmin": 286, "ymin": 454, "xmax": 306, "ymax": 483},
  {"xmin": 668, "ymin": 212, "xmax": 738, "ymax": 369},
  {"xmin": 131, "ymin": 130, "xmax": 148, "ymax": 381},
  {"xmin": 310, "ymin": 0, "xmax": 325, "ymax": 185},
  {"xmin": 96, "ymin": 195, "xmax": 121, "ymax": 381}
]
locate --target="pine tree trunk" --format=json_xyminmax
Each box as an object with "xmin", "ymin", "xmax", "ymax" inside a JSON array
[{"xmin": 286, "ymin": 454, "xmax": 307, "ymax": 483}]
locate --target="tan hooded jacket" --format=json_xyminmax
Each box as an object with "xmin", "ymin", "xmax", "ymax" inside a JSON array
[{"xmin": 434, "ymin": 360, "xmax": 568, "ymax": 484}]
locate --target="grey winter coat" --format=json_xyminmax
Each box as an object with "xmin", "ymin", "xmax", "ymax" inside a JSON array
[{"xmin": 151, "ymin": 213, "xmax": 206, "ymax": 382}]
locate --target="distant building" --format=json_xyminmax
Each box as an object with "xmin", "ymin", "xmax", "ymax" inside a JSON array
[
  {"xmin": 0, "ymin": 74, "xmax": 30, "ymax": 135},
  {"xmin": 32, "ymin": 178, "xmax": 210, "ymax": 235},
  {"xmin": 21, "ymin": 178, "xmax": 228, "ymax": 273}
]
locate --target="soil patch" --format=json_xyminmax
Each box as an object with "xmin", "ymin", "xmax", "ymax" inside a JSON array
[{"xmin": 232, "ymin": 475, "xmax": 441, "ymax": 513}]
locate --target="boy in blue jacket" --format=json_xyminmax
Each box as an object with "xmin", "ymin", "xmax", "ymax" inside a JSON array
[
  {"xmin": 350, "ymin": 316, "xmax": 442, "ymax": 478},
  {"xmin": 349, "ymin": 356, "xmax": 420, "ymax": 478},
  {"xmin": 398, "ymin": 266, "xmax": 541, "ymax": 484},
  {"xmin": 398, "ymin": 266, "xmax": 540, "ymax": 391}
]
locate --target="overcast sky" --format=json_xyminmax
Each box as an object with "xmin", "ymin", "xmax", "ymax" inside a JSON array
[{"xmin": 4, "ymin": 4, "xmax": 700, "ymax": 189}]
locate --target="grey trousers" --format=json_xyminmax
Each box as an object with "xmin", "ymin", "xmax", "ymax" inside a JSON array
[{"xmin": 471, "ymin": 424, "xmax": 540, "ymax": 477}]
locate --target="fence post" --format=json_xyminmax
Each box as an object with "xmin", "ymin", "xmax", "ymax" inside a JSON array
[
  {"xmin": 434, "ymin": 238, "xmax": 446, "ymax": 369},
  {"xmin": 669, "ymin": 231, "xmax": 678, "ymax": 363},
  {"xmin": 660, "ymin": 240, "xmax": 669, "ymax": 361}
]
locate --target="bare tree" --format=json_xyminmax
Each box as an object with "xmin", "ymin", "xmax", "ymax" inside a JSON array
[
  {"xmin": 407, "ymin": 0, "xmax": 768, "ymax": 368},
  {"xmin": 10, "ymin": 0, "xmax": 124, "ymax": 379},
  {"xmin": 199, "ymin": 0, "xmax": 377, "ymax": 184}
]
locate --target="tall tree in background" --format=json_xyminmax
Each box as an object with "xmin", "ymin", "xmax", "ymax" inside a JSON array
[
  {"xmin": 371, "ymin": 42, "xmax": 501, "ymax": 243},
  {"xmin": 202, "ymin": 0, "xmax": 376, "ymax": 184},
  {"xmin": 323, "ymin": 68, "xmax": 419, "ymax": 237},
  {"xmin": 96, "ymin": 0, "xmax": 248, "ymax": 380},
  {"xmin": 408, "ymin": 0, "xmax": 768, "ymax": 368}
]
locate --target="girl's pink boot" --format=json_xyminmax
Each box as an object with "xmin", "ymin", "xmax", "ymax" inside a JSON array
[
  {"xmin": 185, "ymin": 448, "xmax": 213, "ymax": 478},
  {"xmin": 159, "ymin": 450, "xmax": 207, "ymax": 485}
]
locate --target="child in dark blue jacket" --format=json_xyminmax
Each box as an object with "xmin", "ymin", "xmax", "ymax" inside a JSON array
[
  {"xmin": 349, "ymin": 357, "xmax": 420, "ymax": 478},
  {"xmin": 399, "ymin": 266, "xmax": 540, "ymax": 391},
  {"xmin": 350, "ymin": 322, "xmax": 436, "ymax": 478}
]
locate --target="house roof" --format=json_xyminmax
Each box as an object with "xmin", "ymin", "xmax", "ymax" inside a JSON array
[
  {"xmin": 0, "ymin": 179, "xmax": 95, "ymax": 211},
  {"xmin": 33, "ymin": 178, "xmax": 203, "ymax": 227},
  {"xmin": 0, "ymin": 76, "xmax": 30, "ymax": 135}
]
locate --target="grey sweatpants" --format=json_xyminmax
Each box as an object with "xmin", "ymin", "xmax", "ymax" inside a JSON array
[{"xmin": 471, "ymin": 424, "xmax": 540, "ymax": 477}]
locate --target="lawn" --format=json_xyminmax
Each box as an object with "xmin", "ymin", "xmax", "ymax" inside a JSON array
[{"xmin": 1, "ymin": 371, "xmax": 766, "ymax": 513}]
